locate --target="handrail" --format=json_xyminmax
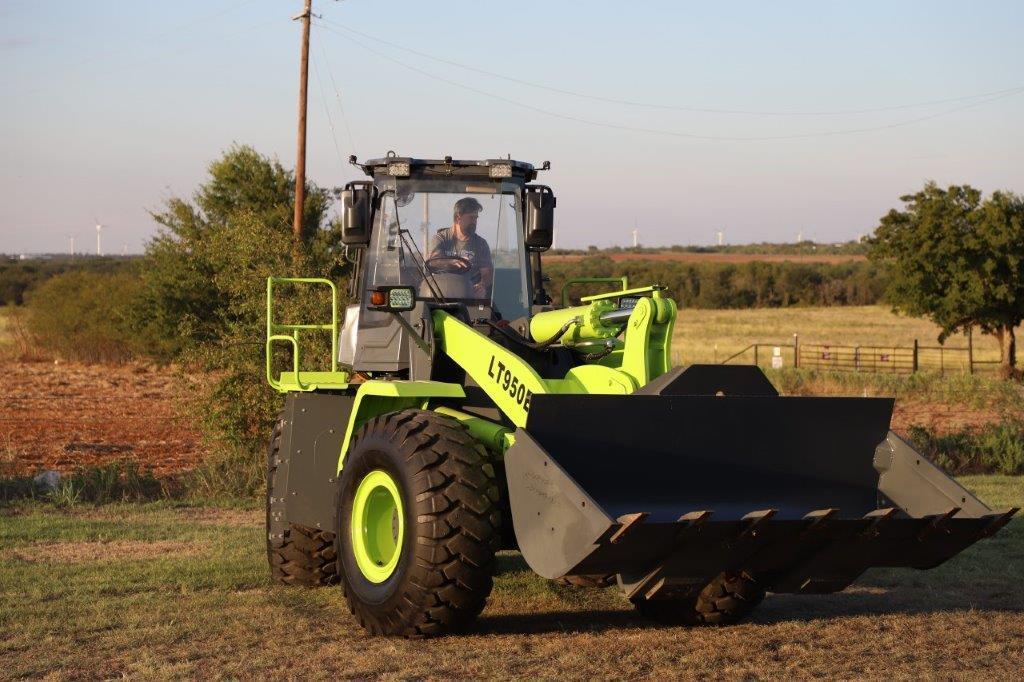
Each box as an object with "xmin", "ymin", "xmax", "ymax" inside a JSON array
[
  {"xmin": 266, "ymin": 277, "xmax": 338, "ymax": 390},
  {"xmin": 560, "ymin": 276, "xmax": 629, "ymax": 307}
]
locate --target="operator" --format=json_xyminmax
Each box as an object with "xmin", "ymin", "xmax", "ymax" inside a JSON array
[{"xmin": 428, "ymin": 196, "xmax": 493, "ymax": 299}]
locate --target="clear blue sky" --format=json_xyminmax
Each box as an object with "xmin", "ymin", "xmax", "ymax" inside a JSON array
[{"xmin": 2, "ymin": 0, "xmax": 1023, "ymax": 254}]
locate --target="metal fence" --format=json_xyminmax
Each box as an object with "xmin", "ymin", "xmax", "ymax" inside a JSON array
[{"xmin": 721, "ymin": 335, "xmax": 1001, "ymax": 375}]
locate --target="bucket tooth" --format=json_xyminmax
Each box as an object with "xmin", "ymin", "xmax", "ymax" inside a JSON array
[
  {"xmin": 916, "ymin": 507, "xmax": 961, "ymax": 541},
  {"xmin": 610, "ymin": 512, "xmax": 649, "ymax": 544},
  {"xmin": 737, "ymin": 509, "xmax": 777, "ymax": 540},
  {"xmin": 676, "ymin": 510, "xmax": 713, "ymax": 526},
  {"xmin": 979, "ymin": 508, "xmax": 1019, "ymax": 538},
  {"xmin": 673, "ymin": 510, "xmax": 713, "ymax": 544},
  {"xmin": 861, "ymin": 507, "xmax": 897, "ymax": 538},
  {"xmin": 800, "ymin": 508, "xmax": 839, "ymax": 538}
]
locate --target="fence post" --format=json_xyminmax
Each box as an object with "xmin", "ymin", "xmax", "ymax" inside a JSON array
[
  {"xmin": 754, "ymin": 344, "xmax": 759, "ymax": 367},
  {"xmin": 968, "ymin": 326, "xmax": 974, "ymax": 375},
  {"xmin": 793, "ymin": 333, "xmax": 799, "ymax": 368},
  {"xmin": 912, "ymin": 339, "xmax": 919, "ymax": 373}
]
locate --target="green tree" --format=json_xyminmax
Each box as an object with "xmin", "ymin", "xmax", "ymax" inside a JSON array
[
  {"xmin": 868, "ymin": 182, "xmax": 1024, "ymax": 376},
  {"xmin": 133, "ymin": 145, "xmax": 348, "ymax": 494}
]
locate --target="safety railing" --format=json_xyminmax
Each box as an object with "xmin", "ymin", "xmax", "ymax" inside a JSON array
[{"xmin": 266, "ymin": 277, "xmax": 338, "ymax": 391}]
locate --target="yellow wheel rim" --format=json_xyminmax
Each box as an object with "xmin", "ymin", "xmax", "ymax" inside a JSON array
[{"xmin": 350, "ymin": 469, "xmax": 404, "ymax": 583}]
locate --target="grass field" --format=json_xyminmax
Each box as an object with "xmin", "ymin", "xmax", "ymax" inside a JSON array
[
  {"xmin": 672, "ymin": 305, "xmax": 1013, "ymax": 366},
  {"xmin": 1, "ymin": 477, "xmax": 1021, "ymax": 679}
]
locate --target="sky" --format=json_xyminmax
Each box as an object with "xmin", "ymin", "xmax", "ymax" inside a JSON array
[{"xmin": 2, "ymin": 0, "xmax": 1023, "ymax": 254}]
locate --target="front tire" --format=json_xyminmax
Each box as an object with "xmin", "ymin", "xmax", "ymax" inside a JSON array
[
  {"xmin": 632, "ymin": 571, "xmax": 764, "ymax": 625},
  {"xmin": 337, "ymin": 409, "xmax": 502, "ymax": 638}
]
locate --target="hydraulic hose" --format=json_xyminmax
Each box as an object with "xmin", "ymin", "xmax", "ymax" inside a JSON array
[{"xmin": 482, "ymin": 317, "xmax": 579, "ymax": 351}]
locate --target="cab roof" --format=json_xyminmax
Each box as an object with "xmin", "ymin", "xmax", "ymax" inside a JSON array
[{"xmin": 355, "ymin": 154, "xmax": 544, "ymax": 183}]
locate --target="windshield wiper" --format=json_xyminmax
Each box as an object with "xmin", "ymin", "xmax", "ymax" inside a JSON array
[{"xmin": 386, "ymin": 193, "xmax": 447, "ymax": 303}]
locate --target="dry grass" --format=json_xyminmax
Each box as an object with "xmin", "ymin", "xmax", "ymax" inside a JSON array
[
  {"xmin": 6, "ymin": 539, "xmax": 207, "ymax": 563},
  {"xmin": 0, "ymin": 307, "xmax": 49, "ymax": 362},
  {"xmin": 1, "ymin": 479, "xmax": 1021, "ymax": 680},
  {"xmin": 672, "ymin": 305, "xmax": 1016, "ymax": 366}
]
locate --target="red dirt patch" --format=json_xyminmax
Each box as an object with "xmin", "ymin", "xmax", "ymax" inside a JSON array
[
  {"xmin": 546, "ymin": 251, "xmax": 866, "ymax": 264},
  {"xmin": 1, "ymin": 360, "xmax": 203, "ymax": 476}
]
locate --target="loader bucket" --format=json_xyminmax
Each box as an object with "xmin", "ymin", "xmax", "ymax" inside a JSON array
[{"xmin": 505, "ymin": 368, "xmax": 1017, "ymax": 599}]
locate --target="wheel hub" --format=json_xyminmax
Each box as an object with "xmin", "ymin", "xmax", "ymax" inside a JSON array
[{"xmin": 350, "ymin": 469, "xmax": 405, "ymax": 583}]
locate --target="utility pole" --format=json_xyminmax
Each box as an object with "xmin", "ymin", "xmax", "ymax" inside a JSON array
[{"xmin": 292, "ymin": 0, "xmax": 313, "ymax": 244}]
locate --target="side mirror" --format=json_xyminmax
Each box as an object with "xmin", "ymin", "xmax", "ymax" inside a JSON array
[
  {"xmin": 340, "ymin": 182, "xmax": 375, "ymax": 246},
  {"xmin": 367, "ymin": 286, "xmax": 416, "ymax": 312},
  {"xmin": 524, "ymin": 185, "xmax": 555, "ymax": 251}
]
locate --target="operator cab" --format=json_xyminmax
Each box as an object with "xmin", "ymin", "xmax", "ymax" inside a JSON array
[{"xmin": 337, "ymin": 154, "xmax": 555, "ymax": 377}]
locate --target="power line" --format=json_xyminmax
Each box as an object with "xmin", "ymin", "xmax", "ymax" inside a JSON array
[
  {"xmin": 311, "ymin": 50, "xmax": 348, "ymax": 173},
  {"xmin": 318, "ymin": 18, "xmax": 1024, "ymax": 118},
  {"xmin": 319, "ymin": 42, "xmax": 357, "ymax": 156},
  {"xmin": 315, "ymin": 22, "xmax": 1024, "ymax": 143}
]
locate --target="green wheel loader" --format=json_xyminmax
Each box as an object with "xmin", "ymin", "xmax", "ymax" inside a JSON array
[{"xmin": 265, "ymin": 154, "xmax": 1017, "ymax": 637}]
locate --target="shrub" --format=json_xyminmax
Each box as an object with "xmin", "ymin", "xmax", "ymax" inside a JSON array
[
  {"xmin": 24, "ymin": 270, "xmax": 144, "ymax": 363},
  {"xmin": 907, "ymin": 419, "xmax": 1024, "ymax": 475}
]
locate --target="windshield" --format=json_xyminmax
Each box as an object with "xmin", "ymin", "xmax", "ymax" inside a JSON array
[{"xmin": 363, "ymin": 179, "xmax": 530, "ymax": 321}]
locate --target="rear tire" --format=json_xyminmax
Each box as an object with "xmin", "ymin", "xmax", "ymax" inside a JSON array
[
  {"xmin": 337, "ymin": 409, "xmax": 502, "ymax": 638},
  {"xmin": 266, "ymin": 412, "xmax": 339, "ymax": 586},
  {"xmin": 632, "ymin": 571, "xmax": 764, "ymax": 625}
]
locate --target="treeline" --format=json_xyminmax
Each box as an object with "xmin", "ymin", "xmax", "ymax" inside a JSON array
[
  {"xmin": 0, "ymin": 256, "xmax": 138, "ymax": 306},
  {"xmin": 549, "ymin": 240, "xmax": 869, "ymax": 257},
  {"xmin": 545, "ymin": 257, "xmax": 886, "ymax": 308}
]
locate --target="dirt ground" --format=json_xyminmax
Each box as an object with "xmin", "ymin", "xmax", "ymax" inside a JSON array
[
  {"xmin": 547, "ymin": 251, "xmax": 866, "ymax": 264},
  {"xmin": 1, "ymin": 359, "xmax": 203, "ymax": 476},
  {"xmin": 1, "ymin": 486, "xmax": 1021, "ymax": 680}
]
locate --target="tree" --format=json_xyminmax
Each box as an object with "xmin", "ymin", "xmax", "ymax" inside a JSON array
[
  {"xmin": 868, "ymin": 182, "xmax": 1024, "ymax": 376},
  {"xmin": 135, "ymin": 144, "xmax": 336, "ymax": 359},
  {"xmin": 132, "ymin": 145, "xmax": 347, "ymax": 493}
]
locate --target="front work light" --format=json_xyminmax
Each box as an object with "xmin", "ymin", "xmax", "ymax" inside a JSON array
[
  {"xmin": 367, "ymin": 286, "xmax": 416, "ymax": 312},
  {"xmin": 387, "ymin": 161, "xmax": 411, "ymax": 177},
  {"xmin": 488, "ymin": 163, "xmax": 512, "ymax": 178}
]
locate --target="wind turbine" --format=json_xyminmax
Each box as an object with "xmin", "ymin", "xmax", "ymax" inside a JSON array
[{"xmin": 95, "ymin": 221, "xmax": 103, "ymax": 256}]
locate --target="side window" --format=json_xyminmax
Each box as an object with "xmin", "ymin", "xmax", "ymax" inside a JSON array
[
  {"xmin": 361, "ymin": 195, "xmax": 405, "ymax": 327},
  {"xmin": 490, "ymin": 193, "xmax": 529, "ymax": 320}
]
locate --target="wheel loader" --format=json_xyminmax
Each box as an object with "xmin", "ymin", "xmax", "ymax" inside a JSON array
[{"xmin": 265, "ymin": 154, "xmax": 1017, "ymax": 637}]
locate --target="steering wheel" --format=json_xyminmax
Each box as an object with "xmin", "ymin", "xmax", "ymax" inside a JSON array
[{"xmin": 425, "ymin": 255, "xmax": 473, "ymax": 274}]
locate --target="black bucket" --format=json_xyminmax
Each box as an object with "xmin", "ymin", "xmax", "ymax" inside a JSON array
[{"xmin": 504, "ymin": 386, "xmax": 1015, "ymax": 595}]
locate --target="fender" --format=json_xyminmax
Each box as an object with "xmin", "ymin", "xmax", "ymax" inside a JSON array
[{"xmin": 279, "ymin": 380, "xmax": 464, "ymax": 534}]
